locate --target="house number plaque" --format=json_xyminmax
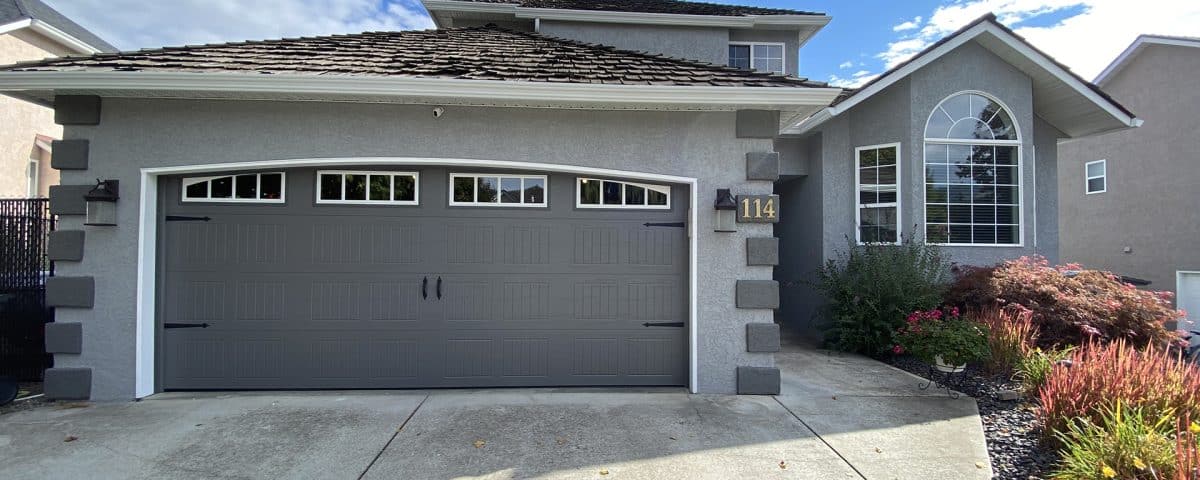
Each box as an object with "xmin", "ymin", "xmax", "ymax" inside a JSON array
[{"xmin": 737, "ymin": 194, "xmax": 779, "ymax": 223}]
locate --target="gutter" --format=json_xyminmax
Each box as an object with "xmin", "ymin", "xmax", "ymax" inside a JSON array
[
  {"xmin": 0, "ymin": 19, "xmax": 104, "ymax": 54},
  {"xmin": 421, "ymin": 0, "xmax": 831, "ymax": 29}
]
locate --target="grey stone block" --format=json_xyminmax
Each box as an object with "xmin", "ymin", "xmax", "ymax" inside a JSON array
[
  {"xmin": 54, "ymin": 95, "xmax": 101, "ymax": 125},
  {"xmin": 51, "ymin": 140, "xmax": 89, "ymax": 170},
  {"xmin": 737, "ymin": 366, "xmax": 780, "ymax": 395},
  {"xmin": 46, "ymin": 276, "xmax": 94, "ymax": 308},
  {"xmin": 44, "ymin": 367, "xmax": 92, "ymax": 400},
  {"xmin": 745, "ymin": 151, "xmax": 780, "ymax": 181},
  {"xmin": 735, "ymin": 110, "xmax": 780, "ymax": 138},
  {"xmin": 746, "ymin": 323, "xmax": 781, "ymax": 352},
  {"xmin": 49, "ymin": 184, "xmax": 92, "ymax": 215},
  {"xmin": 45, "ymin": 322, "xmax": 83, "ymax": 354},
  {"xmin": 746, "ymin": 237, "xmax": 779, "ymax": 266},
  {"xmin": 48, "ymin": 230, "xmax": 85, "ymax": 261},
  {"xmin": 736, "ymin": 280, "xmax": 779, "ymax": 309}
]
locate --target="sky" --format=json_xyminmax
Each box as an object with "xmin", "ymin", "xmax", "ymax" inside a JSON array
[{"xmin": 44, "ymin": 0, "xmax": 1200, "ymax": 87}]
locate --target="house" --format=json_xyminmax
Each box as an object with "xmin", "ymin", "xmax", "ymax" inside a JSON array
[
  {"xmin": 1058, "ymin": 35, "xmax": 1200, "ymax": 329},
  {"xmin": 0, "ymin": 0, "xmax": 113, "ymax": 198},
  {"xmin": 0, "ymin": 0, "xmax": 1135, "ymax": 401}
]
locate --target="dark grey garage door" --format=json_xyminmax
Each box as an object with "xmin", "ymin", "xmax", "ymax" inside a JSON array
[{"xmin": 157, "ymin": 167, "xmax": 688, "ymax": 390}]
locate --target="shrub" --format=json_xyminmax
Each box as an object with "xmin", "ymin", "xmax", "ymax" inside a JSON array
[
  {"xmin": 945, "ymin": 256, "xmax": 1184, "ymax": 349},
  {"xmin": 1052, "ymin": 402, "xmax": 1177, "ymax": 480},
  {"xmin": 977, "ymin": 305, "xmax": 1039, "ymax": 374},
  {"xmin": 1177, "ymin": 417, "xmax": 1200, "ymax": 480},
  {"xmin": 815, "ymin": 237, "xmax": 950, "ymax": 356},
  {"xmin": 1038, "ymin": 340, "xmax": 1200, "ymax": 444},
  {"xmin": 1015, "ymin": 346, "xmax": 1074, "ymax": 394},
  {"xmin": 894, "ymin": 307, "xmax": 989, "ymax": 367}
]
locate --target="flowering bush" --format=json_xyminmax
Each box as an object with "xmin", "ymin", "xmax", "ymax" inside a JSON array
[
  {"xmin": 977, "ymin": 305, "xmax": 1039, "ymax": 374},
  {"xmin": 893, "ymin": 307, "xmax": 990, "ymax": 367},
  {"xmin": 944, "ymin": 256, "xmax": 1184, "ymax": 349},
  {"xmin": 1038, "ymin": 340, "xmax": 1200, "ymax": 444}
]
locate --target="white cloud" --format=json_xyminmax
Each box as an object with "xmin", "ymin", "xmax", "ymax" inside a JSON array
[
  {"xmin": 828, "ymin": 69, "xmax": 878, "ymax": 88},
  {"xmin": 45, "ymin": 0, "xmax": 435, "ymax": 50},
  {"xmin": 892, "ymin": 16, "xmax": 922, "ymax": 32},
  {"xmin": 872, "ymin": 0, "xmax": 1200, "ymax": 80},
  {"xmin": 838, "ymin": 60, "xmax": 854, "ymax": 69}
]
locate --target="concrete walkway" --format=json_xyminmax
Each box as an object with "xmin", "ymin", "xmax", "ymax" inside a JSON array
[{"xmin": 0, "ymin": 346, "xmax": 991, "ymax": 479}]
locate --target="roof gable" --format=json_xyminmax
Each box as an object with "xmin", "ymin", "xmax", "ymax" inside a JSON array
[
  {"xmin": 1094, "ymin": 35, "xmax": 1200, "ymax": 86},
  {"xmin": 786, "ymin": 13, "xmax": 1138, "ymax": 138},
  {"xmin": 0, "ymin": 0, "xmax": 116, "ymax": 53}
]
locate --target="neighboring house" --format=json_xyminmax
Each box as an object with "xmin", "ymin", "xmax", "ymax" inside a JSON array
[
  {"xmin": 0, "ymin": 0, "xmax": 1134, "ymax": 401},
  {"xmin": 1058, "ymin": 35, "xmax": 1200, "ymax": 329},
  {"xmin": 0, "ymin": 0, "xmax": 114, "ymax": 198}
]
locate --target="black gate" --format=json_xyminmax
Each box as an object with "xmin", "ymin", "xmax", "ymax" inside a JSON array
[{"xmin": 0, "ymin": 199, "xmax": 54, "ymax": 381}]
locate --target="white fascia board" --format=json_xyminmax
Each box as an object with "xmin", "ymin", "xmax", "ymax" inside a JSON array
[
  {"xmin": 28, "ymin": 20, "xmax": 104, "ymax": 54},
  {"xmin": 0, "ymin": 19, "xmax": 33, "ymax": 35},
  {"xmin": 781, "ymin": 21, "xmax": 1140, "ymax": 135},
  {"xmin": 422, "ymin": 0, "xmax": 830, "ymax": 28},
  {"xmin": 1095, "ymin": 35, "xmax": 1200, "ymax": 85},
  {"xmin": 0, "ymin": 71, "xmax": 842, "ymax": 109}
]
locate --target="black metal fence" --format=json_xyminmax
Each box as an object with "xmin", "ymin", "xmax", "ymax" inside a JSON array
[{"xmin": 0, "ymin": 199, "xmax": 54, "ymax": 381}]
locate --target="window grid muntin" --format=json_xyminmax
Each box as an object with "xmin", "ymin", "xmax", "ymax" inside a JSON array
[
  {"xmin": 448, "ymin": 173, "xmax": 547, "ymax": 207},
  {"xmin": 855, "ymin": 143, "xmax": 901, "ymax": 245},
  {"xmin": 727, "ymin": 42, "xmax": 785, "ymax": 74},
  {"xmin": 923, "ymin": 92, "xmax": 1022, "ymax": 246},
  {"xmin": 1085, "ymin": 160, "xmax": 1107, "ymax": 194},
  {"xmin": 315, "ymin": 170, "xmax": 418, "ymax": 205},
  {"xmin": 182, "ymin": 172, "xmax": 286, "ymax": 203},
  {"xmin": 576, "ymin": 178, "xmax": 670, "ymax": 209}
]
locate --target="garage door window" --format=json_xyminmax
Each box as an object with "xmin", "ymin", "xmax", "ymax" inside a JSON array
[
  {"xmin": 182, "ymin": 172, "xmax": 285, "ymax": 203},
  {"xmin": 450, "ymin": 174, "xmax": 547, "ymax": 207},
  {"xmin": 577, "ymin": 178, "xmax": 670, "ymax": 209},
  {"xmin": 317, "ymin": 171, "xmax": 418, "ymax": 205}
]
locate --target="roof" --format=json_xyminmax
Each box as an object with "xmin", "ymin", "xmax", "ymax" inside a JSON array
[
  {"xmin": 0, "ymin": 25, "xmax": 821, "ymax": 88},
  {"xmin": 441, "ymin": 0, "xmax": 822, "ymax": 16},
  {"xmin": 786, "ymin": 13, "xmax": 1139, "ymax": 138},
  {"xmin": 0, "ymin": 0, "xmax": 116, "ymax": 52},
  {"xmin": 1094, "ymin": 34, "xmax": 1200, "ymax": 86}
]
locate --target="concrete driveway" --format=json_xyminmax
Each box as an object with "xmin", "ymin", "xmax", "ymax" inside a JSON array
[{"xmin": 0, "ymin": 346, "xmax": 990, "ymax": 479}]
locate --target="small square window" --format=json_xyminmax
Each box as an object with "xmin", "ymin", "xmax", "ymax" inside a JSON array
[
  {"xmin": 450, "ymin": 174, "xmax": 547, "ymax": 207},
  {"xmin": 1086, "ymin": 160, "xmax": 1106, "ymax": 194},
  {"xmin": 235, "ymin": 174, "xmax": 257, "ymax": 199},
  {"xmin": 477, "ymin": 177, "xmax": 499, "ymax": 203},
  {"xmin": 316, "ymin": 171, "xmax": 419, "ymax": 205},
  {"xmin": 211, "ymin": 176, "xmax": 233, "ymax": 198}
]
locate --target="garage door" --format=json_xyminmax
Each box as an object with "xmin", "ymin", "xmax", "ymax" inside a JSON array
[{"xmin": 157, "ymin": 166, "xmax": 689, "ymax": 389}]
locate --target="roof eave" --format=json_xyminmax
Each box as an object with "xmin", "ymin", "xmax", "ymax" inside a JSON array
[
  {"xmin": 422, "ymin": 0, "xmax": 829, "ymax": 29},
  {"xmin": 0, "ymin": 18, "xmax": 107, "ymax": 54},
  {"xmin": 1094, "ymin": 34, "xmax": 1200, "ymax": 86},
  {"xmin": 0, "ymin": 70, "xmax": 841, "ymax": 113}
]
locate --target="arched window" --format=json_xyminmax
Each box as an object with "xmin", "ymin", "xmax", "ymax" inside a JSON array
[{"xmin": 923, "ymin": 92, "xmax": 1021, "ymax": 245}]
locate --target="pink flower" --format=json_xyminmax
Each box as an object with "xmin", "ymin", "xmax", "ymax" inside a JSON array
[
  {"xmin": 950, "ymin": 307, "xmax": 960, "ymax": 317},
  {"xmin": 893, "ymin": 345, "xmax": 905, "ymax": 355}
]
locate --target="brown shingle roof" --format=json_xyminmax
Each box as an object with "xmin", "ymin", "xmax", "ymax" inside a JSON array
[
  {"xmin": 444, "ymin": 0, "xmax": 820, "ymax": 16},
  {"xmin": 1, "ymin": 26, "xmax": 823, "ymax": 88}
]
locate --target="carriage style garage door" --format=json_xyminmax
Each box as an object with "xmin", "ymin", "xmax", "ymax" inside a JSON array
[{"xmin": 156, "ymin": 166, "xmax": 689, "ymax": 390}]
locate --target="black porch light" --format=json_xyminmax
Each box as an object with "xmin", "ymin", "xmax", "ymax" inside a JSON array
[
  {"xmin": 84, "ymin": 179, "xmax": 119, "ymax": 226},
  {"xmin": 714, "ymin": 188, "xmax": 737, "ymax": 232}
]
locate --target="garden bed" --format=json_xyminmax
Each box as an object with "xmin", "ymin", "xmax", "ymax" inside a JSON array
[{"xmin": 890, "ymin": 356, "xmax": 1056, "ymax": 479}]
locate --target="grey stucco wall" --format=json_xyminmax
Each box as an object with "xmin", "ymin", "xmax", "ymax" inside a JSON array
[
  {"xmin": 56, "ymin": 99, "xmax": 777, "ymax": 400},
  {"xmin": 539, "ymin": 20, "xmax": 729, "ymax": 64},
  {"xmin": 774, "ymin": 132, "xmax": 824, "ymax": 336},
  {"xmin": 1058, "ymin": 44, "xmax": 1200, "ymax": 296}
]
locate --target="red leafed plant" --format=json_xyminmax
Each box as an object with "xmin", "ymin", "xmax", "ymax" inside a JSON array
[
  {"xmin": 1037, "ymin": 339, "xmax": 1200, "ymax": 444},
  {"xmin": 945, "ymin": 256, "xmax": 1184, "ymax": 349},
  {"xmin": 976, "ymin": 305, "xmax": 1038, "ymax": 374}
]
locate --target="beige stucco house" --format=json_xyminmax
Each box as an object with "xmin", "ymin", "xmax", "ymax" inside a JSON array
[
  {"xmin": 1058, "ymin": 35, "xmax": 1200, "ymax": 329},
  {"xmin": 0, "ymin": 0, "xmax": 113, "ymax": 198}
]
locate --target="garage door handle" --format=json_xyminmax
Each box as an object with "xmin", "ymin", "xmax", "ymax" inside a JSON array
[
  {"xmin": 436, "ymin": 276, "xmax": 442, "ymax": 300},
  {"xmin": 422, "ymin": 277, "xmax": 428, "ymax": 299}
]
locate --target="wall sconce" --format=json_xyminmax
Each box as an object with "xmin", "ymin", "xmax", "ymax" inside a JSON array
[
  {"xmin": 714, "ymin": 188, "xmax": 737, "ymax": 232},
  {"xmin": 84, "ymin": 179, "xmax": 119, "ymax": 226}
]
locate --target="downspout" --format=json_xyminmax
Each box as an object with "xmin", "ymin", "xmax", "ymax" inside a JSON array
[{"xmin": 534, "ymin": 17, "xmax": 540, "ymax": 32}]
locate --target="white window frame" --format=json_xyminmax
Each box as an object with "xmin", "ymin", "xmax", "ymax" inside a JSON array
[
  {"xmin": 182, "ymin": 172, "xmax": 287, "ymax": 203},
  {"xmin": 576, "ymin": 178, "xmax": 671, "ymax": 210},
  {"xmin": 447, "ymin": 173, "xmax": 548, "ymax": 207},
  {"xmin": 921, "ymin": 90, "xmax": 1024, "ymax": 247},
  {"xmin": 27, "ymin": 158, "xmax": 38, "ymax": 198},
  {"xmin": 1085, "ymin": 159, "xmax": 1107, "ymax": 194},
  {"xmin": 728, "ymin": 41, "xmax": 786, "ymax": 74},
  {"xmin": 315, "ymin": 170, "xmax": 419, "ymax": 205},
  {"xmin": 855, "ymin": 142, "xmax": 902, "ymax": 245}
]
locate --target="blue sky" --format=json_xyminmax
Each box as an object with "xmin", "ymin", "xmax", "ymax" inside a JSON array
[{"xmin": 47, "ymin": 0, "xmax": 1200, "ymax": 87}]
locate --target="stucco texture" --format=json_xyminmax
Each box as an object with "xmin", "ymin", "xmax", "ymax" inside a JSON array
[
  {"xmin": 1058, "ymin": 43, "xmax": 1200, "ymax": 296},
  {"xmin": 0, "ymin": 33, "xmax": 60, "ymax": 198},
  {"xmin": 57, "ymin": 99, "xmax": 778, "ymax": 400}
]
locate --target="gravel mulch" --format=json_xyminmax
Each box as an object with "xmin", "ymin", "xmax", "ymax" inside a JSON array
[
  {"xmin": 0, "ymin": 382, "xmax": 49, "ymax": 416},
  {"xmin": 889, "ymin": 356, "xmax": 1057, "ymax": 480}
]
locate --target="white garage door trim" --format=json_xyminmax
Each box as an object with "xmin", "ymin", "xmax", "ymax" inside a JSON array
[
  {"xmin": 136, "ymin": 157, "xmax": 700, "ymax": 398},
  {"xmin": 1178, "ymin": 271, "xmax": 1200, "ymax": 329}
]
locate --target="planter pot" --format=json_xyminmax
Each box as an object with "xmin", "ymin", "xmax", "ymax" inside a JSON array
[{"xmin": 933, "ymin": 355, "xmax": 967, "ymax": 373}]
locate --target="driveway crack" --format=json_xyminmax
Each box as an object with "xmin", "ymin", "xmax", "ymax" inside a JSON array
[
  {"xmin": 357, "ymin": 394, "xmax": 430, "ymax": 480},
  {"xmin": 773, "ymin": 396, "xmax": 867, "ymax": 480}
]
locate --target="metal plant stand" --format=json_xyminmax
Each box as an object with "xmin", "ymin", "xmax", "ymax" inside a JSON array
[{"xmin": 917, "ymin": 364, "xmax": 966, "ymax": 399}]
